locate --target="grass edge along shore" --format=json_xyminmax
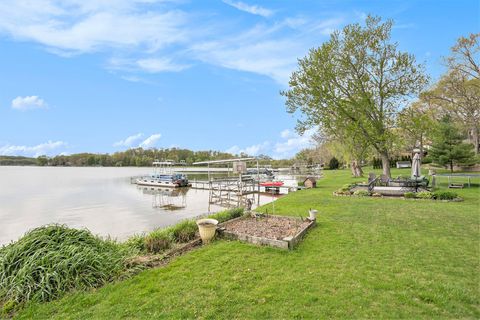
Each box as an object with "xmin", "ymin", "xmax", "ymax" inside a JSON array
[{"xmin": 3, "ymin": 168, "xmax": 480, "ymax": 319}]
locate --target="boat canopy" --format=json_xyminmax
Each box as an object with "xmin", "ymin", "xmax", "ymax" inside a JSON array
[{"xmin": 193, "ymin": 157, "xmax": 256, "ymax": 165}]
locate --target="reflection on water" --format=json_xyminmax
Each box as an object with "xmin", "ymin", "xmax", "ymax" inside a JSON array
[
  {"xmin": 0, "ymin": 166, "xmax": 275, "ymax": 245},
  {"xmin": 138, "ymin": 186, "xmax": 188, "ymax": 210}
]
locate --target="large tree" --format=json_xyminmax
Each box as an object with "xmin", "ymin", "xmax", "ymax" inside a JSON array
[
  {"xmin": 447, "ymin": 33, "xmax": 479, "ymax": 82},
  {"xmin": 421, "ymin": 34, "xmax": 480, "ymax": 154},
  {"xmin": 397, "ymin": 101, "xmax": 433, "ymax": 158},
  {"xmin": 282, "ymin": 16, "xmax": 428, "ymax": 177}
]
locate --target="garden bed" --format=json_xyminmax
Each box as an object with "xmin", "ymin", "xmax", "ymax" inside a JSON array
[{"xmin": 218, "ymin": 214, "xmax": 315, "ymax": 250}]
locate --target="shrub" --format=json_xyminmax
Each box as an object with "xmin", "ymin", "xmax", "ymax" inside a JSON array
[
  {"xmin": 144, "ymin": 229, "xmax": 172, "ymax": 253},
  {"xmin": 340, "ymin": 184, "xmax": 354, "ymax": 192},
  {"xmin": 404, "ymin": 192, "xmax": 416, "ymax": 199},
  {"xmin": 433, "ymin": 191, "xmax": 458, "ymax": 200},
  {"xmin": 422, "ymin": 156, "xmax": 432, "ymax": 164},
  {"xmin": 353, "ymin": 190, "xmax": 370, "ymax": 197},
  {"xmin": 0, "ymin": 225, "xmax": 133, "ymax": 305},
  {"xmin": 328, "ymin": 157, "xmax": 340, "ymax": 170},
  {"xmin": 169, "ymin": 220, "xmax": 197, "ymax": 243},
  {"xmin": 416, "ymin": 191, "xmax": 433, "ymax": 199}
]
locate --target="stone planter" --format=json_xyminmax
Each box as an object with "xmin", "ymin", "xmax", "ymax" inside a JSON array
[{"xmin": 196, "ymin": 218, "xmax": 218, "ymax": 243}]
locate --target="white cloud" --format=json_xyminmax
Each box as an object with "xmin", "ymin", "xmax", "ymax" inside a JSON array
[
  {"xmin": 0, "ymin": 1, "xmax": 347, "ymax": 83},
  {"xmin": 226, "ymin": 142, "xmax": 269, "ymax": 156},
  {"xmin": 113, "ymin": 133, "xmax": 144, "ymax": 147},
  {"xmin": 108, "ymin": 57, "xmax": 189, "ymax": 73},
  {"xmin": 0, "ymin": 140, "xmax": 67, "ymax": 157},
  {"xmin": 136, "ymin": 58, "xmax": 189, "ymax": 73},
  {"xmin": 0, "ymin": 1, "xmax": 188, "ymax": 54},
  {"xmin": 139, "ymin": 133, "xmax": 162, "ymax": 148},
  {"xmin": 191, "ymin": 17, "xmax": 343, "ymax": 84},
  {"xmin": 273, "ymin": 128, "xmax": 316, "ymax": 159},
  {"xmin": 11, "ymin": 96, "xmax": 47, "ymax": 111},
  {"xmin": 222, "ymin": 0, "xmax": 273, "ymax": 18},
  {"xmin": 280, "ymin": 129, "xmax": 293, "ymax": 139}
]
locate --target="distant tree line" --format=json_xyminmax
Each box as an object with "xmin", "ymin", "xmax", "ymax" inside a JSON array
[
  {"xmin": 0, "ymin": 156, "xmax": 38, "ymax": 166},
  {"xmin": 1, "ymin": 148, "xmax": 295, "ymax": 168}
]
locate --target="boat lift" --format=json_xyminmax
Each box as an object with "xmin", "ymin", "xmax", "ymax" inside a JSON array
[{"xmin": 193, "ymin": 158, "xmax": 261, "ymax": 208}]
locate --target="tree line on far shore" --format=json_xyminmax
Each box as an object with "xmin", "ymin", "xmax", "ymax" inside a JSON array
[{"xmin": 0, "ymin": 148, "xmax": 294, "ymax": 168}]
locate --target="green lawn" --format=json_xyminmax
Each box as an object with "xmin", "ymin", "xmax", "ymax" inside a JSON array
[{"xmin": 15, "ymin": 169, "xmax": 480, "ymax": 319}]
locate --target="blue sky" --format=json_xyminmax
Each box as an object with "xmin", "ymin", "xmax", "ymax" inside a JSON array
[{"xmin": 0, "ymin": 0, "xmax": 478, "ymax": 159}]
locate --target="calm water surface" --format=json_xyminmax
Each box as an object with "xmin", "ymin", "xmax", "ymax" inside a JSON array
[{"xmin": 0, "ymin": 166, "xmax": 274, "ymax": 245}]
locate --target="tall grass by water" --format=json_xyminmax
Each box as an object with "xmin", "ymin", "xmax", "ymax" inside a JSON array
[
  {"xmin": 0, "ymin": 225, "xmax": 135, "ymax": 313},
  {"xmin": 1, "ymin": 207, "xmax": 247, "ymax": 315}
]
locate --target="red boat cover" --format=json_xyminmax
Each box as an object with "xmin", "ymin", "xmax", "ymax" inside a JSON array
[{"xmin": 259, "ymin": 181, "xmax": 284, "ymax": 187}]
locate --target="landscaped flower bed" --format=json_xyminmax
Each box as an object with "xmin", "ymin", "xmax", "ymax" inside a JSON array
[
  {"xmin": 333, "ymin": 184, "xmax": 463, "ymax": 202},
  {"xmin": 218, "ymin": 214, "xmax": 316, "ymax": 250}
]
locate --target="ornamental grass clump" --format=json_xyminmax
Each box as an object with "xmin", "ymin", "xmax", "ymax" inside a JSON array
[
  {"xmin": 169, "ymin": 220, "xmax": 197, "ymax": 243},
  {"xmin": 144, "ymin": 229, "xmax": 172, "ymax": 253},
  {"xmin": 0, "ymin": 224, "xmax": 133, "ymax": 307},
  {"xmin": 124, "ymin": 233, "xmax": 147, "ymax": 253},
  {"xmin": 209, "ymin": 208, "xmax": 244, "ymax": 223}
]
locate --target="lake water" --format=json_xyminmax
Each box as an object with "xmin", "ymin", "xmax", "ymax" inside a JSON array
[{"xmin": 0, "ymin": 166, "xmax": 275, "ymax": 245}]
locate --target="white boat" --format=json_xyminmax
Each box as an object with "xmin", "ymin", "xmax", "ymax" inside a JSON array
[{"xmin": 135, "ymin": 161, "xmax": 189, "ymax": 188}]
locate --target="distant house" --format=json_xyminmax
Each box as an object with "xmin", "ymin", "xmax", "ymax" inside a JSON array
[{"xmin": 303, "ymin": 177, "xmax": 317, "ymax": 189}]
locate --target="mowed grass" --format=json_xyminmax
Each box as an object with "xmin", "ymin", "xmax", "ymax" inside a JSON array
[{"xmin": 15, "ymin": 169, "xmax": 480, "ymax": 319}]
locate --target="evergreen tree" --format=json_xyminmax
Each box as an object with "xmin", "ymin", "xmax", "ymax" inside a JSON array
[
  {"xmin": 328, "ymin": 157, "xmax": 340, "ymax": 170},
  {"xmin": 429, "ymin": 117, "xmax": 476, "ymax": 172}
]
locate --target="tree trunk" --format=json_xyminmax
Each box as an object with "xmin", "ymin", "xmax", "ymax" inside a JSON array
[
  {"xmin": 380, "ymin": 152, "xmax": 391, "ymax": 177},
  {"xmin": 473, "ymin": 127, "xmax": 479, "ymax": 155},
  {"xmin": 419, "ymin": 133, "xmax": 424, "ymax": 159},
  {"xmin": 351, "ymin": 160, "xmax": 363, "ymax": 177},
  {"xmin": 450, "ymin": 160, "xmax": 454, "ymax": 173}
]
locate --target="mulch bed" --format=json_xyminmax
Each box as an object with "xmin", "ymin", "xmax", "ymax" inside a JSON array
[{"xmin": 221, "ymin": 215, "xmax": 311, "ymax": 240}]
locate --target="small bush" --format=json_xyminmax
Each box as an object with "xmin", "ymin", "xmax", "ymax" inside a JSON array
[
  {"xmin": 353, "ymin": 190, "xmax": 370, "ymax": 197},
  {"xmin": 433, "ymin": 191, "xmax": 458, "ymax": 200},
  {"xmin": 328, "ymin": 157, "xmax": 340, "ymax": 170},
  {"xmin": 340, "ymin": 184, "xmax": 353, "ymax": 192},
  {"xmin": 0, "ymin": 225, "xmax": 133, "ymax": 305},
  {"xmin": 416, "ymin": 191, "xmax": 433, "ymax": 199},
  {"xmin": 404, "ymin": 192, "xmax": 416, "ymax": 199},
  {"xmin": 144, "ymin": 229, "xmax": 172, "ymax": 253},
  {"xmin": 170, "ymin": 220, "xmax": 197, "ymax": 243}
]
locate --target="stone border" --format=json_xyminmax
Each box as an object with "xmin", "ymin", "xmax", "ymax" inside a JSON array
[
  {"xmin": 217, "ymin": 214, "xmax": 316, "ymax": 250},
  {"xmin": 131, "ymin": 238, "xmax": 202, "ymax": 268}
]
